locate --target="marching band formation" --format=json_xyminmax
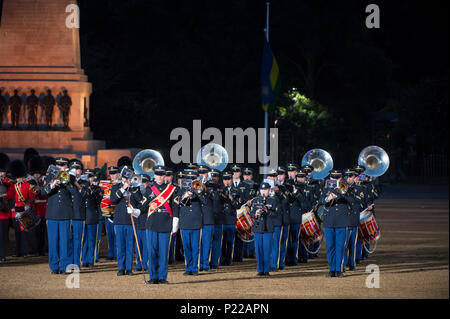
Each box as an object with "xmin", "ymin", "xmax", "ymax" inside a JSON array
[{"xmin": 0, "ymin": 145, "xmax": 387, "ymax": 284}]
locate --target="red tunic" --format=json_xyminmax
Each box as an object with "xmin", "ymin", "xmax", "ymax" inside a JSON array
[
  {"xmin": 0, "ymin": 178, "xmax": 14, "ymax": 220},
  {"xmin": 4, "ymin": 180, "xmax": 37, "ymax": 218},
  {"xmin": 33, "ymin": 179, "xmax": 48, "ymax": 218}
]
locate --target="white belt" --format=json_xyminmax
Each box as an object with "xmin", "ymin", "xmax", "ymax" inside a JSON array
[{"xmin": 35, "ymin": 200, "xmax": 47, "ymax": 203}]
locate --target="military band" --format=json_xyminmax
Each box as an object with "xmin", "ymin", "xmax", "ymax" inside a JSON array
[{"xmin": 0, "ymin": 147, "xmax": 385, "ymax": 283}]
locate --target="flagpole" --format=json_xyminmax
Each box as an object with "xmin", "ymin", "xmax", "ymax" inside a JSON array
[{"xmin": 263, "ymin": 2, "xmax": 270, "ymax": 178}]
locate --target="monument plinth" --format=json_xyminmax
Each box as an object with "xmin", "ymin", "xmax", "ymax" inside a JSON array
[{"xmin": 0, "ymin": 0, "xmax": 105, "ymax": 167}]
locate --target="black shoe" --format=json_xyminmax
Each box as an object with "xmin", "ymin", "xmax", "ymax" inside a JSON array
[
  {"xmin": 199, "ymin": 268, "xmax": 204, "ymax": 272},
  {"xmin": 210, "ymin": 265, "xmax": 218, "ymax": 270},
  {"xmin": 117, "ymin": 270, "xmax": 125, "ymax": 276},
  {"xmin": 183, "ymin": 271, "xmax": 191, "ymax": 276},
  {"xmin": 336, "ymin": 271, "xmax": 344, "ymax": 278},
  {"xmin": 271, "ymin": 268, "xmax": 278, "ymax": 272},
  {"xmin": 278, "ymin": 266, "xmax": 285, "ymax": 270},
  {"xmin": 135, "ymin": 268, "xmax": 142, "ymax": 272},
  {"xmin": 125, "ymin": 270, "xmax": 134, "ymax": 276},
  {"xmin": 158, "ymin": 279, "xmax": 169, "ymax": 284},
  {"xmin": 348, "ymin": 266, "xmax": 355, "ymax": 271},
  {"xmin": 264, "ymin": 272, "xmax": 271, "ymax": 277},
  {"xmin": 145, "ymin": 279, "xmax": 158, "ymax": 285},
  {"xmin": 356, "ymin": 260, "xmax": 360, "ymax": 264},
  {"xmin": 51, "ymin": 270, "xmax": 59, "ymax": 275},
  {"xmin": 0, "ymin": 258, "xmax": 6, "ymax": 262},
  {"xmin": 106, "ymin": 257, "xmax": 114, "ymax": 261},
  {"xmin": 192, "ymin": 272, "xmax": 199, "ymax": 276},
  {"xmin": 82, "ymin": 263, "xmax": 89, "ymax": 268},
  {"xmin": 88, "ymin": 264, "xmax": 94, "ymax": 269},
  {"xmin": 326, "ymin": 271, "xmax": 336, "ymax": 278},
  {"xmin": 257, "ymin": 272, "xmax": 264, "ymax": 277}
]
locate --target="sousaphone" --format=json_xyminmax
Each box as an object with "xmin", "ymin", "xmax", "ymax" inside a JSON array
[
  {"xmin": 132, "ymin": 149, "xmax": 165, "ymax": 179},
  {"xmin": 301, "ymin": 149, "xmax": 334, "ymax": 179},
  {"xmin": 358, "ymin": 146, "xmax": 390, "ymax": 177}
]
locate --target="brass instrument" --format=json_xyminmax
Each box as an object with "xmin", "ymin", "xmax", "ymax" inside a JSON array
[
  {"xmin": 358, "ymin": 146, "xmax": 390, "ymax": 177},
  {"xmin": 301, "ymin": 149, "xmax": 334, "ymax": 180},
  {"xmin": 325, "ymin": 179, "xmax": 348, "ymax": 195},
  {"xmin": 196, "ymin": 143, "xmax": 229, "ymax": 172},
  {"xmin": 130, "ymin": 174, "xmax": 142, "ymax": 188},
  {"xmin": 57, "ymin": 171, "xmax": 70, "ymax": 186},
  {"xmin": 132, "ymin": 149, "xmax": 165, "ymax": 179}
]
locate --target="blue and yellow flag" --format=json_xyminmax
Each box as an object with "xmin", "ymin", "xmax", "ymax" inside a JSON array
[{"xmin": 261, "ymin": 36, "xmax": 281, "ymax": 116}]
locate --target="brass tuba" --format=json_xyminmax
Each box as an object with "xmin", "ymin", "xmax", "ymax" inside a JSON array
[
  {"xmin": 301, "ymin": 149, "xmax": 334, "ymax": 179},
  {"xmin": 132, "ymin": 149, "xmax": 165, "ymax": 179},
  {"xmin": 196, "ymin": 143, "xmax": 229, "ymax": 172},
  {"xmin": 358, "ymin": 146, "xmax": 390, "ymax": 177}
]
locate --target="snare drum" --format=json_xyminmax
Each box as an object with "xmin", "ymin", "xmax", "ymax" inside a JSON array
[
  {"xmin": 359, "ymin": 210, "xmax": 380, "ymax": 242},
  {"xmin": 236, "ymin": 204, "xmax": 254, "ymax": 242},
  {"xmin": 300, "ymin": 211, "xmax": 322, "ymax": 245},
  {"xmin": 15, "ymin": 207, "xmax": 41, "ymax": 232},
  {"xmin": 99, "ymin": 181, "xmax": 117, "ymax": 217}
]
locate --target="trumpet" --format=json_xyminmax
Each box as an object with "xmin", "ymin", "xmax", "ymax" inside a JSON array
[
  {"xmin": 324, "ymin": 179, "xmax": 348, "ymax": 195},
  {"xmin": 57, "ymin": 171, "xmax": 71, "ymax": 186},
  {"xmin": 130, "ymin": 174, "xmax": 142, "ymax": 188},
  {"xmin": 192, "ymin": 179, "xmax": 206, "ymax": 195},
  {"xmin": 179, "ymin": 179, "xmax": 207, "ymax": 205}
]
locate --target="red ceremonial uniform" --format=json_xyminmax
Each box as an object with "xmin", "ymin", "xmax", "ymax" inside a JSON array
[
  {"xmin": 30, "ymin": 179, "xmax": 47, "ymax": 218},
  {"xmin": 4, "ymin": 180, "xmax": 37, "ymax": 218},
  {"xmin": 0, "ymin": 177, "xmax": 14, "ymax": 220}
]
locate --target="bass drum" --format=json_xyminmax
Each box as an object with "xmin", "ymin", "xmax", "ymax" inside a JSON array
[
  {"xmin": 99, "ymin": 180, "xmax": 119, "ymax": 219},
  {"xmin": 236, "ymin": 204, "xmax": 254, "ymax": 242}
]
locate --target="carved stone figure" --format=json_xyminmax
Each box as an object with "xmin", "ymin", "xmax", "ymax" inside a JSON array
[
  {"xmin": 42, "ymin": 89, "xmax": 55, "ymax": 129},
  {"xmin": 26, "ymin": 89, "xmax": 39, "ymax": 129},
  {"xmin": 9, "ymin": 90, "xmax": 22, "ymax": 128},
  {"xmin": 59, "ymin": 90, "xmax": 72, "ymax": 129}
]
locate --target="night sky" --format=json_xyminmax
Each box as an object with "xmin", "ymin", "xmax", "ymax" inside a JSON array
[{"xmin": 77, "ymin": 0, "xmax": 448, "ymax": 174}]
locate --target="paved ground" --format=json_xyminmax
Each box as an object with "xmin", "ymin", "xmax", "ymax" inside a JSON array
[{"xmin": 0, "ymin": 184, "xmax": 448, "ymax": 299}]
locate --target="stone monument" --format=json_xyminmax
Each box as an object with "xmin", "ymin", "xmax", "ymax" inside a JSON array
[{"xmin": 0, "ymin": 0, "xmax": 106, "ymax": 168}]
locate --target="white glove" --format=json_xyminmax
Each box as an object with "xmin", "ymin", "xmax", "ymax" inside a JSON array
[
  {"xmin": 127, "ymin": 207, "xmax": 141, "ymax": 218},
  {"xmin": 132, "ymin": 208, "xmax": 140, "ymax": 218},
  {"xmin": 127, "ymin": 207, "xmax": 133, "ymax": 215},
  {"xmin": 171, "ymin": 217, "xmax": 179, "ymax": 236}
]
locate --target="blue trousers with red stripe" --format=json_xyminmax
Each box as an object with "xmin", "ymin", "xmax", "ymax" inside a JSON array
[
  {"xmin": 47, "ymin": 219, "xmax": 71, "ymax": 272},
  {"xmin": 324, "ymin": 227, "xmax": 348, "ymax": 272}
]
